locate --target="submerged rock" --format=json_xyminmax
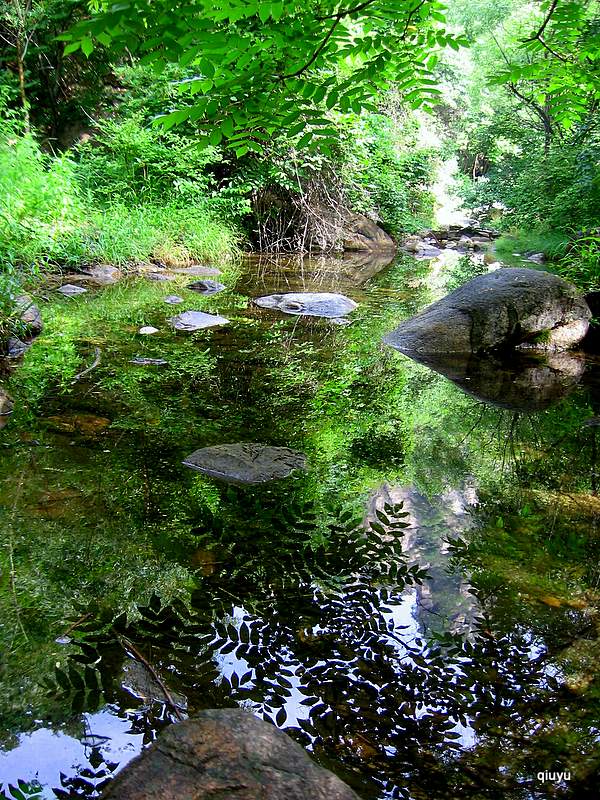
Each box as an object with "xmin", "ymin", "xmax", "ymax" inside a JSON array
[
  {"xmin": 169, "ymin": 310, "xmax": 230, "ymax": 332},
  {"xmin": 139, "ymin": 326, "xmax": 160, "ymax": 335},
  {"xmin": 383, "ymin": 268, "xmax": 591, "ymax": 355},
  {"xmin": 183, "ymin": 443, "xmax": 307, "ymax": 484},
  {"xmin": 16, "ymin": 295, "xmax": 43, "ymax": 336},
  {"xmin": 44, "ymin": 413, "xmax": 111, "ymax": 436},
  {"xmin": 130, "ymin": 357, "xmax": 169, "ymax": 366},
  {"xmin": 146, "ymin": 272, "xmax": 175, "ymax": 281},
  {"xmin": 57, "ymin": 284, "xmax": 88, "ymax": 297},
  {"xmin": 254, "ymin": 292, "xmax": 357, "ymax": 318},
  {"xmin": 173, "ymin": 265, "xmax": 222, "ymax": 277},
  {"xmin": 163, "ymin": 295, "xmax": 184, "ymax": 305},
  {"xmin": 101, "ymin": 710, "xmax": 360, "ymax": 800},
  {"xmin": 187, "ymin": 279, "xmax": 226, "ymax": 295}
]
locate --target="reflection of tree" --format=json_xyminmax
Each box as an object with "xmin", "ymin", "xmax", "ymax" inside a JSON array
[{"xmin": 45, "ymin": 494, "xmax": 600, "ymax": 800}]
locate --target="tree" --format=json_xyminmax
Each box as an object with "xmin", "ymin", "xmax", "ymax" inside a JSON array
[
  {"xmin": 491, "ymin": 0, "xmax": 600, "ymax": 135},
  {"xmin": 61, "ymin": 0, "xmax": 468, "ymax": 154}
]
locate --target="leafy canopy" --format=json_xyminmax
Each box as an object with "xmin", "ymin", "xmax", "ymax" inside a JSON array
[
  {"xmin": 491, "ymin": 0, "xmax": 600, "ymax": 131},
  {"xmin": 61, "ymin": 0, "xmax": 468, "ymax": 154}
]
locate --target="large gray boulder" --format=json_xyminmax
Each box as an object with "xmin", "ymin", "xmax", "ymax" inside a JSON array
[
  {"xmin": 255, "ymin": 292, "xmax": 357, "ymax": 318},
  {"xmin": 102, "ymin": 710, "xmax": 360, "ymax": 800},
  {"xmin": 183, "ymin": 443, "xmax": 307, "ymax": 484},
  {"xmin": 383, "ymin": 268, "xmax": 591, "ymax": 355}
]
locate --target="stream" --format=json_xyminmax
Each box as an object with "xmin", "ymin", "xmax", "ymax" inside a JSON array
[{"xmin": 0, "ymin": 248, "xmax": 599, "ymax": 799}]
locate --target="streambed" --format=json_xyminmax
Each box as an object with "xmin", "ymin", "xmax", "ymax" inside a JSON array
[{"xmin": 0, "ymin": 250, "xmax": 599, "ymax": 799}]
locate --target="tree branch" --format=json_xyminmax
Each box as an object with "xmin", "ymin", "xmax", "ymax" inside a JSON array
[
  {"xmin": 280, "ymin": 18, "xmax": 340, "ymax": 80},
  {"xmin": 524, "ymin": 0, "xmax": 558, "ymax": 42}
]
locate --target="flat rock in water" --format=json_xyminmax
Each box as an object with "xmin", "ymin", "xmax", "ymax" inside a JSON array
[
  {"xmin": 383, "ymin": 268, "xmax": 591, "ymax": 355},
  {"xmin": 57, "ymin": 283, "xmax": 88, "ymax": 296},
  {"xmin": 254, "ymin": 292, "xmax": 357, "ymax": 318},
  {"xmin": 101, "ymin": 709, "xmax": 360, "ymax": 800},
  {"xmin": 183, "ymin": 443, "xmax": 307, "ymax": 484},
  {"xmin": 170, "ymin": 310, "xmax": 230, "ymax": 332},
  {"xmin": 164, "ymin": 295, "xmax": 184, "ymax": 304},
  {"xmin": 414, "ymin": 245, "xmax": 443, "ymax": 260},
  {"xmin": 130, "ymin": 357, "xmax": 169, "ymax": 366},
  {"xmin": 139, "ymin": 326, "xmax": 160, "ymax": 335},
  {"xmin": 173, "ymin": 265, "xmax": 222, "ymax": 277},
  {"xmin": 187, "ymin": 279, "xmax": 226, "ymax": 295}
]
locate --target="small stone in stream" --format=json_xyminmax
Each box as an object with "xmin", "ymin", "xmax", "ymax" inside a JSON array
[
  {"xmin": 183, "ymin": 443, "xmax": 307, "ymax": 484},
  {"xmin": 169, "ymin": 310, "xmax": 230, "ymax": 332},
  {"xmin": 139, "ymin": 326, "xmax": 159, "ymax": 335},
  {"xmin": 329, "ymin": 317, "xmax": 352, "ymax": 326},
  {"xmin": 414, "ymin": 245, "xmax": 443, "ymax": 260},
  {"xmin": 163, "ymin": 295, "xmax": 184, "ymax": 305},
  {"xmin": 146, "ymin": 272, "xmax": 175, "ymax": 281},
  {"xmin": 254, "ymin": 292, "xmax": 357, "ymax": 318},
  {"xmin": 130, "ymin": 357, "xmax": 169, "ymax": 366},
  {"xmin": 527, "ymin": 252, "xmax": 545, "ymax": 264},
  {"xmin": 16, "ymin": 295, "xmax": 43, "ymax": 336},
  {"xmin": 6, "ymin": 337, "xmax": 28, "ymax": 358},
  {"xmin": 101, "ymin": 709, "xmax": 360, "ymax": 800},
  {"xmin": 57, "ymin": 283, "xmax": 88, "ymax": 296},
  {"xmin": 187, "ymin": 279, "xmax": 226, "ymax": 295},
  {"xmin": 173, "ymin": 265, "xmax": 222, "ymax": 277}
]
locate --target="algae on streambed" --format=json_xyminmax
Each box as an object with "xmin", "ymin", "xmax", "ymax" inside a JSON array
[{"xmin": 1, "ymin": 252, "xmax": 599, "ymax": 799}]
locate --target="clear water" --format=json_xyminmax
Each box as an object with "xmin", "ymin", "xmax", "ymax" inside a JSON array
[{"xmin": 1, "ymin": 251, "xmax": 599, "ymax": 799}]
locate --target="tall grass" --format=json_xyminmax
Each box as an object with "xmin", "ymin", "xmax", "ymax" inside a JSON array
[{"xmin": 0, "ymin": 117, "xmax": 239, "ymax": 271}]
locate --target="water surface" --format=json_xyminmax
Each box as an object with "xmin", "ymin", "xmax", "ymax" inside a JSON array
[{"xmin": 1, "ymin": 251, "xmax": 599, "ymax": 799}]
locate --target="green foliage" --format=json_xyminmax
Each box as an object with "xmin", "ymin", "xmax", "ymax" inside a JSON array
[
  {"xmin": 62, "ymin": 0, "xmax": 468, "ymax": 153},
  {"xmin": 444, "ymin": 254, "xmax": 487, "ymax": 291},
  {"xmin": 0, "ymin": 114, "xmax": 240, "ymax": 269},
  {"xmin": 341, "ymin": 112, "xmax": 436, "ymax": 235},
  {"xmin": 463, "ymin": 131, "xmax": 600, "ymax": 234},
  {"xmin": 490, "ymin": 0, "xmax": 600, "ymax": 132},
  {"xmin": 559, "ymin": 234, "xmax": 600, "ymax": 292},
  {"xmin": 0, "ymin": 780, "xmax": 44, "ymax": 800},
  {"xmin": 0, "ymin": 115, "xmax": 86, "ymax": 266},
  {"xmin": 0, "ymin": 265, "xmax": 30, "ymax": 345},
  {"xmin": 0, "ymin": 0, "xmax": 112, "ymax": 138}
]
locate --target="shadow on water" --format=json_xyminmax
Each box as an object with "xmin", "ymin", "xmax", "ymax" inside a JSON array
[{"xmin": 1, "ymin": 251, "xmax": 599, "ymax": 799}]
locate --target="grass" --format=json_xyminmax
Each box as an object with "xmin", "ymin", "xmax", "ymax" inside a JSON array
[
  {"xmin": 494, "ymin": 229, "xmax": 569, "ymax": 267},
  {"xmin": 0, "ymin": 125, "xmax": 240, "ymax": 273}
]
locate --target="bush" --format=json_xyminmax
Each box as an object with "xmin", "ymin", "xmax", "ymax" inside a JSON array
[
  {"xmin": 459, "ymin": 132, "xmax": 600, "ymax": 235},
  {"xmin": 340, "ymin": 112, "xmax": 436, "ymax": 237},
  {"xmin": 0, "ymin": 114, "xmax": 242, "ymax": 269}
]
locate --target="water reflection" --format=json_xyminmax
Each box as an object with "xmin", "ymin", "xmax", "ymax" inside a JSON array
[{"xmin": 1, "ymin": 252, "xmax": 599, "ymax": 799}]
